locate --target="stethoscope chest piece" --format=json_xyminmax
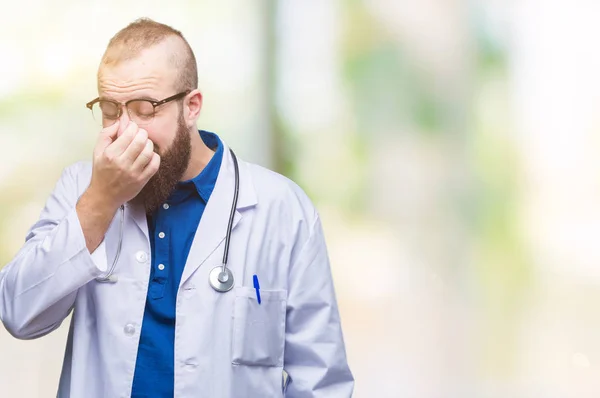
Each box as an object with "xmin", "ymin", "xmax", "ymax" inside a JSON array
[{"xmin": 209, "ymin": 265, "xmax": 235, "ymax": 292}]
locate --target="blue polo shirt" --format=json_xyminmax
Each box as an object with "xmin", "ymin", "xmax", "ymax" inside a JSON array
[{"xmin": 131, "ymin": 130, "xmax": 223, "ymax": 397}]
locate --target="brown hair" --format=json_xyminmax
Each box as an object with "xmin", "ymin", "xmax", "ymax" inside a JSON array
[{"xmin": 99, "ymin": 18, "xmax": 198, "ymax": 92}]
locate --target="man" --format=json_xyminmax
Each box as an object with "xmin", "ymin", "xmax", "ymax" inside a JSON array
[{"xmin": 0, "ymin": 18, "xmax": 353, "ymax": 397}]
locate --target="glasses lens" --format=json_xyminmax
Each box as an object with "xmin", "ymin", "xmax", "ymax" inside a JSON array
[
  {"xmin": 91, "ymin": 101, "xmax": 119, "ymax": 127},
  {"xmin": 127, "ymin": 100, "xmax": 155, "ymax": 126}
]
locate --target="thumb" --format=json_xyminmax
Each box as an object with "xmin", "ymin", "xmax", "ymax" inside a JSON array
[{"xmin": 96, "ymin": 120, "xmax": 120, "ymax": 153}]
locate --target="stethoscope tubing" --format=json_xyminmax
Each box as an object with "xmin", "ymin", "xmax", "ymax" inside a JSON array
[{"xmin": 96, "ymin": 148, "xmax": 240, "ymax": 288}]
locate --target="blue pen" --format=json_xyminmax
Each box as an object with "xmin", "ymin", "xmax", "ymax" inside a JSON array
[{"xmin": 253, "ymin": 275, "xmax": 261, "ymax": 305}]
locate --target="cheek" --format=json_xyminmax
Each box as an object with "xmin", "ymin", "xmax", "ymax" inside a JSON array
[{"xmin": 147, "ymin": 124, "xmax": 176, "ymax": 153}]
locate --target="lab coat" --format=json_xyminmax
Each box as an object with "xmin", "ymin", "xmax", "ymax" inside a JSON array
[{"xmin": 0, "ymin": 142, "xmax": 354, "ymax": 397}]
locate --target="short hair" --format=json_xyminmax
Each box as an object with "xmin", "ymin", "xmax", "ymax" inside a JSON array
[{"xmin": 99, "ymin": 18, "xmax": 198, "ymax": 92}]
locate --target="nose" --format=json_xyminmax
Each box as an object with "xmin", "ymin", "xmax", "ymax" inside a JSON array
[{"xmin": 116, "ymin": 106, "xmax": 131, "ymax": 137}]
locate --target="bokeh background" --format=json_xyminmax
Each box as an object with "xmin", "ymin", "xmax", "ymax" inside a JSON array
[{"xmin": 2, "ymin": 0, "xmax": 600, "ymax": 396}]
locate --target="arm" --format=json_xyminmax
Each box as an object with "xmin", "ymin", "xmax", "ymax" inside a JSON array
[
  {"xmin": 0, "ymin": 121, "xmax": 159, "ymax": 340},
  {"xmin": 0, "ymin": 163, "xmax": 111, "ymax": 339},
  {"xmin": 283, "ymin": 215, "xmax": 354, "ymax": 397}
]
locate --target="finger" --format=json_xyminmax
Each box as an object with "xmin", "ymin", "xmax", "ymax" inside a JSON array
[
  {"xmin": 106, "ymin": 121, "xmax": 139, "ymax": 158},
  {"xmin": 122, "ymin": 128, "xmax": 149, "ymax": 164},
  {"xmin": 132, "ymin": 139, "xmax": 154, "ymax": 171},
  {"xmin": 95, "ymin": 120, "xmax": 120, "ymax": 154},
  {"xmin": 140, "ymin": 152, "xmax": 160, "ymax": 182}
]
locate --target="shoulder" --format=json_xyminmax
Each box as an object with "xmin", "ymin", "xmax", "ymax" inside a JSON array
[
  {"xmin": 57, "ymin": 160, "xmax": 92, "ymax": 196},
  {"xmin": 242, "ymin": 160, "xmax": 319, "ymax": 225},
  {"xmin": 244, "ymin": 161, "xmax": 315, "ymax": 209},
  {"xmin": 64, "ymin": 160, "xmax": 92, "ymax": 180}
]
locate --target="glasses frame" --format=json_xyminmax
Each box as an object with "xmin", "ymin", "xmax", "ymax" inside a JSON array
[{"xmin": 85, "ymin": 90, "xmax": 191, "ymax": 124}]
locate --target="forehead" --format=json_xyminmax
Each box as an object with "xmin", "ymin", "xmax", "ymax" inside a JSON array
[{"xmin": 98, "ymin": 45, "xmax": 178, "ymax": 100}]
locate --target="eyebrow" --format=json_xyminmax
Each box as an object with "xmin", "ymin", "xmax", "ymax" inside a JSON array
[
  {"xmin": 98, "ymin": 95, "xmax": 160, "ymax": 103},
  {"xmin": 135, "ymin": 96, "xmax": 160, "ymax": 102}
]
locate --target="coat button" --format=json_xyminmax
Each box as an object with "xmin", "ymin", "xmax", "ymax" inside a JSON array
[
  {"xmin": 163, "ymin": 203, "xmax": 170, "ymax": 210},
  {"xmin": 135, "ymin": 251, "xmax": 148, "ymax": 263},
  {"xmin": 158, "ymin": 232, "xmax": 165, "ymax": 239},
  {"xmin": 158, "ymin": 263, "xmax": 165, "ymax": 271},
  {"xmin": 124, "ymin": 323, "xmax": 136, "ymax": 336}
]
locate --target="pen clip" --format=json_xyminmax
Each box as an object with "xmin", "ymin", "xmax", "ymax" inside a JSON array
[{"xmin": 253, "ymin": 274, "xmax": 261, "ymax": 305}]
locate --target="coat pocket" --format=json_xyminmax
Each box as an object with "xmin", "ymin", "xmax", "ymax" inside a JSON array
[{"xmin": 231, "ymin": 286, "xmax": 287, "ymax": 367}]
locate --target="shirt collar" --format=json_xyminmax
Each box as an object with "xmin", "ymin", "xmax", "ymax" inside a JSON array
[{"xmin": 171, "ymin": 130, "xmax": 223, "ymax": 204}]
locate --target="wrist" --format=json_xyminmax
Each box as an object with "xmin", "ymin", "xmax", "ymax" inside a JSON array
[
  {"xmin": 76, "ymin": 187, "xmax": 120, "ymax": 254},
  {"xmin": 78, "ymin": 187, "xmax": 121, "ymax": 216}
]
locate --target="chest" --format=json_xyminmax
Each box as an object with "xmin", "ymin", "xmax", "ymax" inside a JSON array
[{"xmin": 87, "ymin": 204, "xmax": 292, "ymax": 320}]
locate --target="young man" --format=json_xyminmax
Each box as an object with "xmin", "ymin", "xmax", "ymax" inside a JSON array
[{"xmin": 0, "ymin": 18, "xmax": 353, "ymax": 397}]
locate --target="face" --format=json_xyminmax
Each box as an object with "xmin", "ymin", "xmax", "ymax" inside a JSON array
[
  {"xmin": 131, "ymin": 111, "xmax": 191, "ymax": 213},
  {"xmin": 98, "ymin": 41, "xmax": 198, "ymax": 213}
]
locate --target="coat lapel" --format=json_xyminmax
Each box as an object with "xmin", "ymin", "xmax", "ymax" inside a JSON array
[
  {"xmin": 124, "ymin": 201, "xmax": 149, "ymax": 240},
  {"xmin": 180, "ymin": 142, "xmax": 257, "ymax": 285}
]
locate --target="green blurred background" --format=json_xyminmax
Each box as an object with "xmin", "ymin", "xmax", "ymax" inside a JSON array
[{"xmin": 2, "ymin": 1, "xmax": 600, "ymax": 397}]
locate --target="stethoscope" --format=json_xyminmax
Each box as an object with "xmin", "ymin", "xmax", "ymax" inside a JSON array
[{"xmin": 96, "ymin": 148, "xmax": 239, "ymax": 293}]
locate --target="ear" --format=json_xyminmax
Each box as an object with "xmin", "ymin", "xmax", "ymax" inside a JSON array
[{"xmin": 184, "ymin": 89, "xmax": 203, "ymax": 128}]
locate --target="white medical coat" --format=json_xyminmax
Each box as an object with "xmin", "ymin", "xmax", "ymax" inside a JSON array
[{"xmin": 0, "ymin": 143, "xmax": 354, "ymax": 397}]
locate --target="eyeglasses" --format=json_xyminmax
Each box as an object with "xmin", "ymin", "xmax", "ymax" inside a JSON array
[{"xmin": 85, "ymin": 90, "xmax": 190, "ymax": 127}]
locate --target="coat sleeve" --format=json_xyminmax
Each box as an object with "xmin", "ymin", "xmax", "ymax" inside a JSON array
[
  {"xmin": 283, "ymin": 214, "xmax": 354, "ymax": 397},
  {"xmin": 0, "ymin": 163, "xmax": 108, "ymax": 339}
]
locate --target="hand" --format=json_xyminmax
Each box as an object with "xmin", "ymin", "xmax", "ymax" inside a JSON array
[{"xmin": 87, "ymin": 120, "xmax": 160, "ymax": 210}]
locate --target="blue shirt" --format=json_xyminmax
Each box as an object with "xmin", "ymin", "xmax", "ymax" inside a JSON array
[{"xmin": 131, "ymin": 130, "xmax": 223, "ymax": 398}]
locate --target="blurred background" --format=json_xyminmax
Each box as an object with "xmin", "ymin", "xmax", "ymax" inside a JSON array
[{"xmin": 1, "ymin": 0, "xmax": 600, "ymax": 396}]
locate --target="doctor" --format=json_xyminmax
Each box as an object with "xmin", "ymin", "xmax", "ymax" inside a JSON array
[{"xmin": 0, "ymin": 18, "xmax": 353, "ymax": 398}]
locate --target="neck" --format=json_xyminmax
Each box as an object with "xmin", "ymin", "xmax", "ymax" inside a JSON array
[{"xmin": 181, "ymin": 130, "xmax": 214, "ymax": 181}]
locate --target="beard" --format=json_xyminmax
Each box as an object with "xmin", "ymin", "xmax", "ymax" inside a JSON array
[{"xmin": 131, "ymin": 112, "xmax": 191, "ymax": 214}]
